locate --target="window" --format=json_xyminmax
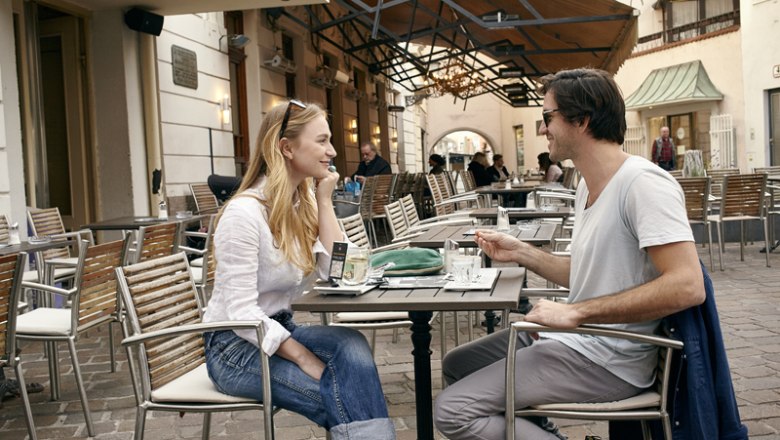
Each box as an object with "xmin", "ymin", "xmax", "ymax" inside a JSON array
[
  {"xmin": 664, "ymin": 0, "xmax": 739, "ymax": 42},
  {"xmin": 282, "ymin": 34, "xmax": 295, "ymax": 98}
]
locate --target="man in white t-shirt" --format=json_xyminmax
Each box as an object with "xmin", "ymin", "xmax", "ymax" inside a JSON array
[{"xmin": 434, "ymin": 69, "xmax": 705, "ymax": 440}]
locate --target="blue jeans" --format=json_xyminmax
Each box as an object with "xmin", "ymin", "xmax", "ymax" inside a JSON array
[{"xmin": 204, "ymin": 314, "xmax": 395, "ymax": 439}]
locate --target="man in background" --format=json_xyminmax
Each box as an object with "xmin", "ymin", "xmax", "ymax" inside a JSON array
[
  {"xmin": 352, "ymin": 142, "xmax": 391, "ymax": 184},
  {"xmin": 651, "ymin": 126, "xmax": 676, "ymax": 171}
]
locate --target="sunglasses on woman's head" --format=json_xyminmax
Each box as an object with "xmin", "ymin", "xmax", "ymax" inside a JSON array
[{"xmin": 279, "ymin": 99, "xmax": 307, "ymax": 140}]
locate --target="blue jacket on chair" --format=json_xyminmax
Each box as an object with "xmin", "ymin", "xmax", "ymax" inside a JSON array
[{"xmin": 612, "ymin": 262, "xmax": 748, "ymax": 440}]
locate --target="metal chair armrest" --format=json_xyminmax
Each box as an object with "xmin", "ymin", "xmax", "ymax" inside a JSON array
[
  {"xmin": 21, "ymin": 281, "xmax": 76, "ymax": 299},
  {"xmin": 121, "ymin": 320, "xmax": 266, "ymax": 347},
  {"xmin": 178, "ymin": 245, "xmax": 206, "ymax": 257},
  {"xmin": 509, "ymin": 322, "xmax": 683, "ymax": 349},
  {"xmin": 372, "ymin": 241, "xmax": 410, "ymax": 253}
]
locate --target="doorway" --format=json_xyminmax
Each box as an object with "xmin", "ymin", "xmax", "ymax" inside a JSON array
[
  {"xmin": 24, "ymin": 5, "xmax": 93, "ymax": 230},
  {"xmin": 770, "ymin": 89, "xmax": 780, "ymax": 166}
]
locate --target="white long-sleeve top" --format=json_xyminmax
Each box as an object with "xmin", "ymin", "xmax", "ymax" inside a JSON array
[{"xmin": 203, "ymin": 178, "xmax": 331, "ymax": 355}]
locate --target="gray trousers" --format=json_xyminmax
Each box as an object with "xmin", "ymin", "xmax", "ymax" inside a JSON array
[{"xmin": 434, "ymin": 329, "xmax": 644, "ymax": 440}]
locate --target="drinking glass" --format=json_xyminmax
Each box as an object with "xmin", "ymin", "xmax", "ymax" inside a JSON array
[{"xmin": 341, "ymin": 247, "xmax": 370, "ymax": 285}]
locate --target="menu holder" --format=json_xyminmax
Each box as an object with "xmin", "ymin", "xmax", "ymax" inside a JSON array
[
  {"xmin": 313, "ymin": 284, "xmax": 377, "ymax": 296},
  {"xmin": 444, "ymin": 268, "xmax": 499, "ymax": 291}
]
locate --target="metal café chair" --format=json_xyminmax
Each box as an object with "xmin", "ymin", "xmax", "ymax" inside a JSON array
[
  {"xmin": 116, "ymin": 252, "xmax": 279, "ymax": 440},
  {"xmin": 505, "ymin": 322, "xmax": 683, "ymax": 440},
  {"xmin": 0, "ymin": 252, "xmax": 37, "ymax": 440},
  {"xmin": 17, "ymin": 238, "xmax": 129, "ymax": 437}
]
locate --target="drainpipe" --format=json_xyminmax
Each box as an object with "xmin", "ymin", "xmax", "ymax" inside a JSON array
[{"xmin": 139, "ymin": 32, "xmax": 162, "ymax": 214}]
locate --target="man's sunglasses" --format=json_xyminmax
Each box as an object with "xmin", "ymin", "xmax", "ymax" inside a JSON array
[
  {"xmin": 279, "ymin": 99, "xmax": 307, "ymax": 140},
  {"xmin": 542, "ymin": 108, "xmax": 560, "ymax": 127}
]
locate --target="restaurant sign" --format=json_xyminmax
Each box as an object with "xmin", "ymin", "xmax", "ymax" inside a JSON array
[{"xmin": 172, "ymin": 45, "xmax": 198, "ymax": 89}]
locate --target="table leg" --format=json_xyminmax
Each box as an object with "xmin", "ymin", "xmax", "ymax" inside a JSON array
[{"xmin": 409, "ymin": 311, "xmax": 434, "ymax": 440}]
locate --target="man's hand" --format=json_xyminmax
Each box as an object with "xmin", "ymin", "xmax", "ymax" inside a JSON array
[
  {"xmin": 524, "ymin": 299, "xmax": 584, "ymax": 329},
  {"xmin": 475, "ymin": 229, "xmax": 527, "ymax": 263},
  {"xmin": 355, "ymin": 175, "xmax": 366, "ymax": 185}
]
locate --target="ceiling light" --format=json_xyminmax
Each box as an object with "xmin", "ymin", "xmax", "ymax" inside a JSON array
[{"xmin": 499, "ymin": 67, "xmax": 524, "ymax": 78}]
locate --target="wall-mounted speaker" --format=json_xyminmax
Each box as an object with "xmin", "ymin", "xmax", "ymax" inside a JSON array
[{"xmin": 124, "ymin": 8, "xmax": 164, "ymax": 36}]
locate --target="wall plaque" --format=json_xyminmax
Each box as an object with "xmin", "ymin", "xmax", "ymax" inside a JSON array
[{"xmin": 171, "ymin": 45, "xmax": 198, "ymax": 89}]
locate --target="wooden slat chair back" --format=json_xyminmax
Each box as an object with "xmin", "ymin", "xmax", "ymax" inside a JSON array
[
  {"xmin": 76, "ymin": 239, "xmax": 127, "ymax": 332},
  {"xmin": 135, "ymin": 222, "xmax": 180, "ymax": 264},
  {"xmin": 0, "ymin": 252, "xmax": 36, "ymax": 439},
  {"xmin": 358, "ymin": 176, "xmax": 377, "ymax": 221},
  {"xmin": 721, "ymin": 173, "xmax": 766, "ymax": 217},
  {"xmin": 28, "ymin": 207, "xmax": 71, "ymax": 259},
  {"xmin": 384, "ymin": 200, "xmax": 409, "ymax": 241},
  {"xmin": 370, "ymin": 174, "xmax": 396, "ymax": 216},
  {"xmin": 677, "ymin": 177, "xmax": 714, "ymax": 270},
  {"xmin": 0, "ymin": 214, "xmax": 9, "ymax": 244},
  {"xmin": 707, "ymin": 173, "xmax": 770, "ymax": 270},
  {"xmin": 706, "ymin": 168, "xmax": 740, "ymax": 200},
  {"xmin": 506, "ymin": 322, "xmax": 683, "ymax": 440},
  {"xmin": 190, "ymin": 183, "xmax": 220, "ymax": 214},
  {"xmin": 458, "ymin": 170, "xmax": 476, "ymax": 192},
  {"xmin": 120, "ymin": 254, "xmax": 202, "ymax": 390},
  {"xmin": 426, "ymin": 174, "xmax": 455, "ymax": 216},
  {"xmin": 411, "ymin": 172, "xmax": 431, "ymax": 217},
  {"xmin": 338, "ymin": 213, "xmax": 371, "ymax": 248},
  {"xmin": 400, "ymin": 194, "xmax": 422, "ymax": 229},
  {"xmin": 393, "ymin": 172, "xmax": 413, "ymax": 202},
  {"xmin": 668, "ymin": 169, "xmax": 683, "ymax": 179}
]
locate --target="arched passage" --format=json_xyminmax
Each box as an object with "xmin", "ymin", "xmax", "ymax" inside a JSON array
[{"xmin": 429, "ymin": 128, "xmax": 498, "ymax": 171}]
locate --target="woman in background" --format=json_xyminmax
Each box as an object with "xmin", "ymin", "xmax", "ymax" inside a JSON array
[
  {"xmin": 538, "ymin": 152, "xmax": 563, "ymax": 183},
  {"xmin": 203, "ymin": 100, "xmax": 395, "ymax": 439}
]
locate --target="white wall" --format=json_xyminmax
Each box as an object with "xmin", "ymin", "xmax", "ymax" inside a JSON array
[
  {"xmin": 740, "ymin": 0, "xmax": 780, "ymax": 168},
  {"xmin": 0, "ymin": 1, "xmax": 27, "ymax": 228},
  {"xmin": 157, "ymin": 13, "xmax": 233, "ymax": 199},
  {"xmin": 615, "ymin": 25, "xmax": 745, "ymax": 167}
]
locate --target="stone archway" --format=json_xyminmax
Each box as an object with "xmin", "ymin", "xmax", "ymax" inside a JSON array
[{"xmin": 428, "ymin": 127, "xmax": 498, "ymax": 157}]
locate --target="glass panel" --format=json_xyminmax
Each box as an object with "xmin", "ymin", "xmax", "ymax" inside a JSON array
[{"xmin": 770, "ymin": 91, "xmax": 780, "ymax": 166}]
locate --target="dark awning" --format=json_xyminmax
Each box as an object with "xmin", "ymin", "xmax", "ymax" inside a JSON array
[{"xmin": 624, "ymin": 60, "xmax": 723, "ymax": 111}]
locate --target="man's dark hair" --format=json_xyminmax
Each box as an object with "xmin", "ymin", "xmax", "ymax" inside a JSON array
[
  {"xmin": 492, "ymin": 154, "xmax": 503, "ymax": 162},
  {"xmin": 537, "ymin": 152, "xmax": 552, "ymax": 168},
  {"xmin": 538, "ymin": 68, "xmax": 626, "ymax": 145},
  {"xmin": 429, "ymin": 154, "xmax": 445, "ymax": 166}
]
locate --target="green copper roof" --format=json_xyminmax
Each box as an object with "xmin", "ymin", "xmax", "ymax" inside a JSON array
[{"xmin": 624, "ymin": 60, "xmax": 723, "ymax": 111}]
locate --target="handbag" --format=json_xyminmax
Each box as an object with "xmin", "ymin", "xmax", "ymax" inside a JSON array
[{"xmin": 370, "ymin": 248, "xmax": 443, "ymax": 276}]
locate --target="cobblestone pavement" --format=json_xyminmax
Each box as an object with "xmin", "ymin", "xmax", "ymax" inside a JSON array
[{"xmin": 2, "ymin": 242, "xmax": 780, "ymax": 439}]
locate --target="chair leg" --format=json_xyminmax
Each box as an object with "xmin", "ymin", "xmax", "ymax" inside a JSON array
[
  {"xmin": 67, "ymin": 337, "xmax": 95, "ymax": 437},
  {"xmin": 202, "ymin": 413, "xmax": 211, "ymax": 440},
  {"xmin": 14, "ymin": 362, "xmax": 38, "ymax": 440},
  {"xmin": 47, "ymin": 340, "xmax": 60, "ymax": 401},
  {"xmin": 765, "ymin": 218, "xmax": 771, "ymax": 268},
  {"xmin": 109, "ymin": 320, "xmax": 117, "ymax": 373},
  {"xmin": 134, "ymin": 406, "xmax": 147, "ymax": 440},
  {"xmin": 739, "ymin": 220, "xmax": 745, "ymax": 261},
  {"xmin": 453, "ymin": 311, "xmax": 461, "ymax": 347},
  {"xmin": 661, "ymin": 415, "xmax": 673, "ymax": 440},
  {"xmin": 707, "ymin": 222, "xmax": 714, "ymax": 272},
  {"xmin": 716, "ymin": 222, "xmax": 724, "ymax": 271}
]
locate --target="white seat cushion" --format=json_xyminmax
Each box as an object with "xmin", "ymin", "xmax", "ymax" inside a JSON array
[
  {"xmin": 23, "ymin": 267, "xmax": 76, "ymax": 282},
  {"xmin": 531, "ymin": 391, "xmax": 660, "ymax": 412},
  {"xmin": 16, "ymin": 307, "xmax": 72, "ymax": 336},
  {"xmin": 190, "ymin": 266, "xmax": 203, "ymax": 284},
  {"xmin": 151, "ymin": 363, "xmax": 258, "ymax": 403},
  {"xmin": 190, "ymin": 257, "xmax": 204, "ymax": 267}
]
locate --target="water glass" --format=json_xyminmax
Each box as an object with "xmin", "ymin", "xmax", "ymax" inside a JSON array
[
  {"xmin": 341, "ymin": 247, "xmax": 370, "ymax": 285},
  {"xmin": 452, "ymin": 255, "xmax": 481, "ymax": 284}
]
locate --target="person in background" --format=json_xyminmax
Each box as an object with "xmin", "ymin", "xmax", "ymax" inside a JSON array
[
  {"xmin": 488, "ymin": 154, "xmax": 510, "ymax": 182},
  {"xmin": 203, "ymin": 100, "xmax": 395, "ymax": 440},
  {"xmin": 429, "ymin": 153, "xmax": 446, "ymax": 174},
  {"xmin": 434, "ymin": 68, "xmax": 705, "ymax": 439},
  {"xmin": 651, "ymin": 126, "xmax": 676, "ymax": 171},
  {"xmin": 537, "ymin": 151, "xmax": 563, "ymax": 183},
  {"xmin": 468, "ymin": 151, "xmax": 493, "ymax": 187},
  {"xmin": 351, "ymin": 141, "xmax": 391, "ymax": 185}
]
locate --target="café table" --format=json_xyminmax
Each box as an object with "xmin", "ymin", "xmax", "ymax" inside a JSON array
[
  {"xmin": 293, "ymin": 267, "xmax": 526, "ymax": 440},
  {"xmin": 408, "ymin": 223, "xmax": 557, "ymax": 249},
  {"xmin": 82, "ymin": 214, "xmax": 208, "ymax": 231},
  {"xmin": 468, "ymin": 206, "xmax": 573, "ymax": 224},
  {"xmin": 0, "ymin": 238, "xmax": 76, "ymax": 256}
]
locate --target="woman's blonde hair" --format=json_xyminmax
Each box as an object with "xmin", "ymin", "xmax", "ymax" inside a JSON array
[{"xmin": 220, "ymin": 100, "xmax": 327, "ymax": 275}]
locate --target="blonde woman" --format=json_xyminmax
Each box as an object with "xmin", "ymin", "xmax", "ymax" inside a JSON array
[{"xmin": 203, "ymin": 100, "xmax": 395, "ymax": 439}]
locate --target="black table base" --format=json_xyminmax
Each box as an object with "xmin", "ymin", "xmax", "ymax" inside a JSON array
[{"xmin": 409, "ymin": 311, "xmax": 434, "ymax": 440}]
